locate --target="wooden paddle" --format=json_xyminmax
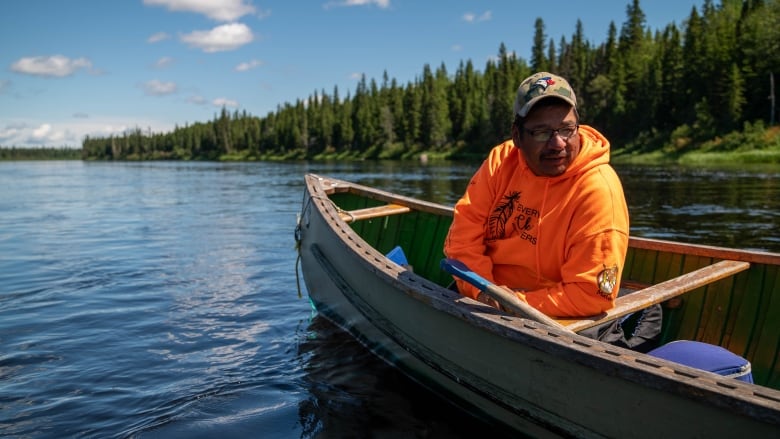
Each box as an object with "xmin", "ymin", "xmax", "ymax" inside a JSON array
[{"xmin": 440, "ymin": 258, "xmax": 572, "ymax": 332}]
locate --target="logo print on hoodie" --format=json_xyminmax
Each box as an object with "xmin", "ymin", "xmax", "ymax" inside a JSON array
[{"xmin": 487, "ymin": 192, "xmax": 538, "ymax": 244}]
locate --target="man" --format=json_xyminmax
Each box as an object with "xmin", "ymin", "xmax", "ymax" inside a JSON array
[{"xmin": 444, "ymin": 72, "xmax": 629, "ymax": 318}]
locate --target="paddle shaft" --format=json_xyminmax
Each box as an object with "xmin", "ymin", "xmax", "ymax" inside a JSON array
[
  {"xmin": 440, "ymin": 258, "xmax": 570, "ymax": 331},
  {"xmin": 480, "ymin": 283, "xmax": 571, "ymax": 332}
]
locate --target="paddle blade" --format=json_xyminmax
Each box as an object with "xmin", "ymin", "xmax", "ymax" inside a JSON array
[{"xmin": 440, "ymin": 258, "xmax": 490, "ymax": 292}]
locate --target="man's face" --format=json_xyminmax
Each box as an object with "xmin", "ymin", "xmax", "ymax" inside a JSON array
[{"xmin": 512, "ymin": 104, "xmax": 580, "ymax": 177}]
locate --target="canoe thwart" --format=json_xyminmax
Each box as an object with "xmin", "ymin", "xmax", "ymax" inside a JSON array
[
  {"xmin": 339, "ymin": 203, "xmax": 411, "ymax": 223},
  {"xmin": 558, "ymin": 259, "xmax": 751, "ymax": 332}
]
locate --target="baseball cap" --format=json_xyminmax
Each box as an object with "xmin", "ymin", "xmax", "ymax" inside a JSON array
[{"xmin": 513, "ymin": 72, "xmax": 577, "ymax": 117}]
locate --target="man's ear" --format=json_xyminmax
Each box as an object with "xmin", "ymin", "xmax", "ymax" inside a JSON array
[{"xmin": 511, "ymin": 124, "xmax": 521, "ymax": 146}]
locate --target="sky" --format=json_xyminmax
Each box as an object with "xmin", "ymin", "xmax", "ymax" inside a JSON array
[{"xmin": 0, "ymin": 0, "xmax": 707, "ymax": 148}]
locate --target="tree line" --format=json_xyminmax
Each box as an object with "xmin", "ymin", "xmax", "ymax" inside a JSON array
[
  {"xmin": 0, "ymin": 147, "xmax": 81, "ymax": 160},
  {"xmin": 81, "ymin": 0, "xmax": 779, "ymax": 161}
]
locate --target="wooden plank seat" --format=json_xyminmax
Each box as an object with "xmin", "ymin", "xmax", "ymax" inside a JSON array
[
  {"xmin": 339, "ymin": 203, "xmax": 411, "ymax": 223},
  {"xmin": 557, "ymin": 259, "xmax": 751, "ymax": 332}
]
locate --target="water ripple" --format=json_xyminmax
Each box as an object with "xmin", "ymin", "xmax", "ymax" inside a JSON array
[{"xmin": 0, "ymin": 161, "xmax": 776, "ymax": 438}]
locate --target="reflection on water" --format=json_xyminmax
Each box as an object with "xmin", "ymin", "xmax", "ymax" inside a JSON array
[
  {"xmin": 618, "ymin": 165, "xmax": 780, "ymax": 251},
  {"xmin": 295, "ymin": 316, "xmax": 513, "ymax": 438}
]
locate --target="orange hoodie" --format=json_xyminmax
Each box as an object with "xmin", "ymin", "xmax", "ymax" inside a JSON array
[{"xmin": 444, "ymin": 125, "xmax": 629, "ymax": 317}]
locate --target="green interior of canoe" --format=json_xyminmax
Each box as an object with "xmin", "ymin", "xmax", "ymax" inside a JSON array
[{"xmin": 328, "ymin": 191, "xmax": 780, "ymax": 390}]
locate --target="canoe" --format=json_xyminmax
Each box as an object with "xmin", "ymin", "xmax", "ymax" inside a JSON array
[{"xmin": 295, "ymin": 173, "xmax": 780, "ymax": 437}]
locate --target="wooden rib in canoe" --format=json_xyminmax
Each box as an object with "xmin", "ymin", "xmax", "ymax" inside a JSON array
[{"xmin": 339, "ymin": 203, "xmax": 411, "ymax": 223}]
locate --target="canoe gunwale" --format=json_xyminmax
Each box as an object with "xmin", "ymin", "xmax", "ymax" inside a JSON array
[
  {"xmin": 629, "ymin": 236, "xmax": 780, "ymax": 265},
  {"xmin": 299, "ymin": 173, "xmax": 780, "ymax": 430}
]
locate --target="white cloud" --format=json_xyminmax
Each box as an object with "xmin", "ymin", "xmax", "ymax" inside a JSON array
[
  {"xmin": 144, "ymin": 0, "xmax": 256, "ymax": 21},
  {"xmin": 0, "ymin": 122, "xmax": 70, "ymax": 146},
  {"xmin": 154, "ymin": 56, "xmax": 174, "ymax": 68},
  {"xmin": 11, "ymin": 55, "xmax": 92, "ymax": 78},
  {"xmin": 462, "ymin": 11, "xmax": 492, "ymax": 23},
  {"xmin": 143, "ymin": 79, "xmax": 178, "ymax": 96},
  {"xmin": 235, "ymin": 59, "xmax": 263, "ymax": 72},
  {"xmin": 0, "ymin": 123, "xmax": 26, "ymax": 144},
  {"xmin": 31, "ymin": 124, "xmax": 67, "ymax": 143},
  {"xmin": 181, "ymin": 23, "xmax": 254, "ymax": 53},
  {"xmin": 213, "ymin": 97, "xmax": 239, "ymax": 108},
  {"xmin": 147, "ymin": 31, "xmax": 171, "ymax": 43},
  {"xmin": 324, "ymin": 0, "xmax": 390, "ymax": 9},
  {"xmin": 0, "ymin": 118, "xmax": 175, "ymax": 147},
  {"xmin": 349, "ymin": 72, "xmax": 363, "ymax": 80},
  {"xmin": 188, "ymin": 95, "xmax": 207, "ymax": 105},
  {"xmin": 451, "ymin": 44, "xmax": 462, "ymax": 52}
]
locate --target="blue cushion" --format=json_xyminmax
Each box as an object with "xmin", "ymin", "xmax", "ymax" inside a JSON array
[
  {"xmin": 648, "ymin": 340, "xmax": 753, "ymax": 383},
  {"xmin": 386, "ymin": 245, "xmax": 409, "ymax": 266}
]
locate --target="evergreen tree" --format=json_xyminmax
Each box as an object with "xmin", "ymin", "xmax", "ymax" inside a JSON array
[
  {"xmin": 531, "ymin": 18, "xmax": 547, "ymax": 72},
  {"xmin": 737, "ymin": 0, "xmax": 779, "ymax": 123},
  {"xmin": 402, "ymin": 80, "xmax": 422, "ymax": 148},
  {"xmin": 656, "ymin": 24, "xmax": 686, "ymax": 130}
]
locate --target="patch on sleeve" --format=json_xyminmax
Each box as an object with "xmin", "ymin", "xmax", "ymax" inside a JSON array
[{"xmin": 597, "ymin": 264, "xmax": 619, "ymax": 299}]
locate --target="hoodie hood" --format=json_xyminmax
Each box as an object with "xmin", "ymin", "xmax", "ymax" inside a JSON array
[{"xmin": 561, "ymin": 124, "xmax": 611, "ymax": 176}]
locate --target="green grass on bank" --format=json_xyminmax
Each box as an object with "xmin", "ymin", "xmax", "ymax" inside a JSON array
[
  {"xmin": 613, "ymin": 122, "xmax": 780, "ymax": 166},
  {"xmin": 612, "ymin": 148, "xmax": 780, "ymax": 166}
]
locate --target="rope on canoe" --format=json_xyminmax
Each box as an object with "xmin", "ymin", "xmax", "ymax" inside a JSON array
[{"xmin": 293, "ymin": 192, "xmax": 351, "ymax": 300}]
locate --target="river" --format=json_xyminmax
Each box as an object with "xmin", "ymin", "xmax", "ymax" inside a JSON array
[{"xmin": 1, "ymin": 160, "xmax": 777, "ymax": 438}]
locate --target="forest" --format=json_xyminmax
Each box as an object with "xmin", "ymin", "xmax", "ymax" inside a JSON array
[
  {"xmin": 0, "ymin": 147, "xmax": 81, "ymax": 160},
  {"xmin": 78, "ymin": 0, "xmax": 779, "ymax": 162}
]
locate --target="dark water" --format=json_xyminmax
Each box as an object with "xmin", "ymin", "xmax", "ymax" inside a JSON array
[{"xmin": 1, "ymin": 160, "xmax": 778, "ymax": 438}]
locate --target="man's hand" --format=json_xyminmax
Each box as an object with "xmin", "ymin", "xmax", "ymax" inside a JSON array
[{"xmin": 476, "ymin": 291, "xmax": 503, "ymax": 310}]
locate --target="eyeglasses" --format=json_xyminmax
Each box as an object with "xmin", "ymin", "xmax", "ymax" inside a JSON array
[{"xmin": 524, "ymin": 125, "xmax": 578, "ymax": 143}]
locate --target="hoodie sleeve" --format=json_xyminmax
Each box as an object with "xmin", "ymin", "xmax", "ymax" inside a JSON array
[
  {"xmin": 443, "ymin": 144, "xmax": 511, "ymax": 299},
  {"xmin": 521, "ymin": 166, "xmax": 630, "ymax": 317},
  {"xmin": 520, "ymin": 229, "xmax": 629, "ymax": 317}
]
